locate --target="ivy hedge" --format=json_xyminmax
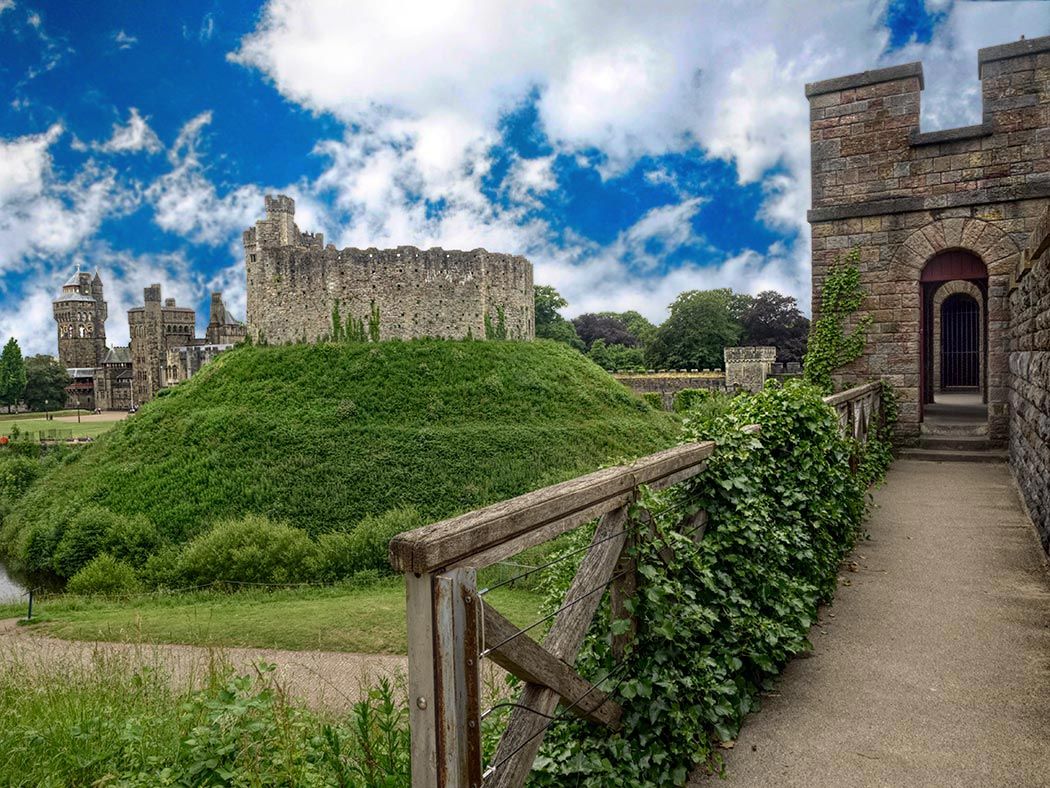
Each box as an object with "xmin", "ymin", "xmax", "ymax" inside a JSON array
[{"xmin": 531, "ymin": 378, "xmax": 895, "ymax": 785}]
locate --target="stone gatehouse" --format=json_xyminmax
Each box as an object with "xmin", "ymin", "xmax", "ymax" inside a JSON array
[
  {"xmin": 807, "ymin": 36, "xmax": 1049, "ymax": 443},
  {"xmin": 243, "ymin": 195, "xmax": 535, "ymax": 345}
]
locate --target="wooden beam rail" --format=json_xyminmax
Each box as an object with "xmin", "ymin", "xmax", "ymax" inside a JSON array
[{"xmin": 392, "ymin": 381, "xmax": 885, "ymax": 788}]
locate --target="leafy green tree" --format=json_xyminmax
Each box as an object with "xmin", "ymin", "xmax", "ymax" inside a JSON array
[
  {"xmin": 599, "ymin": 310, "xmax": 658, "ymax": 347},
  {"xmin": 0, "ymin": 338, "xmax": 27, "ymax": 413},
  {"xmin": 645, "ymin": 289, "xmax": 742, "ymax": 370},
  {"xmin": 534, "ymin": 285, "xmax": 584, "ymax": 351},
  {"xmin": 586, "ymin": 339, "xmax": 645, "ymax": 371},
  {"xmin": 23, "ymin": 355, "xmax": 72, "ymax": 412},
  {"xmin": 737, "ymin": 291, "xmax": 810, "ymax": 363}
]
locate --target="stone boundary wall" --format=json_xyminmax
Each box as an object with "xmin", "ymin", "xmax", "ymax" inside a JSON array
[
  {"xmin": 613, "ymin": 372, "xmax": 725, "ymax": 410},
  {"xmin": 244, "ymin": 196, "xmax": 534, "ymax": 344},
  {"xmin": 1008, "ymin": 207, "xmax": 1050, "ymax": 550}
]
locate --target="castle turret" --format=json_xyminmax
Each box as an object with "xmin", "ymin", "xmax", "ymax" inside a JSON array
[{"xmin": 53, "ymin": 268, "xmax": 107, "ymax": 368}]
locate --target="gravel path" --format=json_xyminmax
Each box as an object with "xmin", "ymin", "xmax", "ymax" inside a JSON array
[
  {"xmin": 690, "ymin": 460, "xmax": 1050, "ymax": 787},
  {"xmin": 0, "ymin": 619, "xmax": 410, "ymax": 712}
]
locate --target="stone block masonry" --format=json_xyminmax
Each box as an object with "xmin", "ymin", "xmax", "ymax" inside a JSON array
[
  {"xmin": 244, "ymin": 195, "xmax": 535, "ymax": 344},
  {"xmin": 1008, "ymin": 206, "xmax": 1050, "ymax": 550},
  {"xmin": 807, "ymin": 35, "xmax": 1050, "ymax": 443}
]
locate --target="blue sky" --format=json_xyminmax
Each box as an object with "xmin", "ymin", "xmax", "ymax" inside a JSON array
[{"xmin": 1, "ymin": 0, "xmax": 1047, "ymax": 355}]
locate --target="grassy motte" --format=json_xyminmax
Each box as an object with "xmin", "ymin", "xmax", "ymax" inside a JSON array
[
  {"xmin": 13, "ymin": 581, "xmax": 542, "ymax": 653},
  {"xmin": 1, "ymin": 339, "xmax": 677, "ymax": 579}
]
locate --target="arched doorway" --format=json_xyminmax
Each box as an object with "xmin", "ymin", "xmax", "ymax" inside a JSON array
[
  {"xmin": 919, "ymin": 250, "xmax": 988, "ymax": 426},
  {"xmin": 940, "ymin": 293, "xmax": 980, "ymax": 389}
]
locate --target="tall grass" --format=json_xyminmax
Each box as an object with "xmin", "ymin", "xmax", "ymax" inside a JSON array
[{"xmin": 0, "ymin": 651, "xmax": 410, "ymax": 786}]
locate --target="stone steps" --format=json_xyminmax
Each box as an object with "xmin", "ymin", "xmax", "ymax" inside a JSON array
[
  {"xmin": 897, "ymin": 447, "xmax": 1008, "ymax": 464},
  {"xmin": 918, "ymin": 435, "xmax": 997, "ymax": 451}
]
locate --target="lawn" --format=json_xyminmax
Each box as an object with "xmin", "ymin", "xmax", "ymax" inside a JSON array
[
  {"xmin": 0, "ymin": 416, "xmax": 120, "ymax": 440},
  {"xmin": 5, "ymin": 579, "xmax": 545, "ymax": 654}
]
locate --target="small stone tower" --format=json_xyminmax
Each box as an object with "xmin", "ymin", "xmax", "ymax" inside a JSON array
[
  {"xmin": 128, "ymin": 284, "xmax": 196, "ymax": 405},
  {"xmin": 53, "ymin": 268, "xmax": 108, "ymax": 368},
  {"xmin": 204, "ymin": 292, "xmax": 248, "ymax": 345}
]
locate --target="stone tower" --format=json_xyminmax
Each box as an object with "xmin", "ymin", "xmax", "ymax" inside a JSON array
[
  {"xmin": 53, "ymin": 268, "xmax": 108, "ymax": 368},
  {"xmin": 128, "ymin": 284, "xmax": 196, "ymax": 405},
  {"xmin": 807, "ymin": 35, "xmax": 1050, "ymax": 443},
  {"xmin": 204, "ymin": 292, "xmax": 248, "ymax": 345}
]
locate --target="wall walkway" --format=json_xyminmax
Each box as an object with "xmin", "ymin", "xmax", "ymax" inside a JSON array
[{"xmin": 691, "ymin": 459, "xmax": 1050, "ymax": 786}]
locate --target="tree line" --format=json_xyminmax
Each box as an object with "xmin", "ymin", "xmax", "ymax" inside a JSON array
[
  {"xmin": 0, "ymin": 338, "xmax": 72, "ymax": 412},
  {"xmin": 534, "ymin": 285, "xmax": 810, "ymax": 371}
]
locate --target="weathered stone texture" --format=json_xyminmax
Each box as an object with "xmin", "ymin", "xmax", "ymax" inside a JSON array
[
  {"xmin": 1008, "ymin": 207, "xmax": 1050, "ymax": 549},
  {"xmin": 613, "ymin": 372, "xmax": 725, "ymax": 410},
  {"xmin": 808, "ymin": 36, "xmax": 1050, "ymax": 443},
  {"xmin": 724, "ymin": 346, "xmax": 777, "ymax": 392},
  {"xmin": 244, "ymin": 196, "xmax": 535, "ymax": 345},
  {"xmin": 53, "ymin": 271, "xmax": 107, "ymax": 369}
]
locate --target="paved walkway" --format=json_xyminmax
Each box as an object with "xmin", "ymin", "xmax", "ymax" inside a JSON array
[{"xmin": 692, "ymin": 460, "xmax": 1050, "ymax": 787}]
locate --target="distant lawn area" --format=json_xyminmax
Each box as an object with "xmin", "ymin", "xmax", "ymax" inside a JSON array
[
  {"xmin": 0, "ymin": 412, "xmax": 125, "ymax": 440},
  {"xmin": 2, "ymin": 580, "xmax": 544, "ymax": 654}
]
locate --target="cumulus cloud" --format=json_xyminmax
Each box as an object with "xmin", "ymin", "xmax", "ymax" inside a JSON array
[
  {"xmin": 148, "ymin": 112, "xmax": 265, "ymax": 246},
  {"xmin": 93, "ymin": 107, "xmax": 163, "ymax": 155},
  {"xmin": 229, "ymin": 0, "xmax": 1048, "ymax": 320},
  {"xmin": 0, "ymin": 1, "xmax": 15, "ymax": 16},
  {"xmin": 0, "ymin": 126, "xmax": 138, "ymax": 272}
]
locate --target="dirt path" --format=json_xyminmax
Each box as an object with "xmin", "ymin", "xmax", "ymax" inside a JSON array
[
  {"xmin": 690, "ymin": 460, "xmax": 1050, "ymax": 787},
  {"xmin": 0, "ymin": 619, "xmax": 408, "ymax": 711}
]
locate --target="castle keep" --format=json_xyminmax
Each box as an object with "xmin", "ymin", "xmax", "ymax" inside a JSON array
[
  {"xmin": 243, "ymin": 196, "xmax": 535, "ymax": 344},
  {"xmin": 807, "ymin": 36, "xmax": 1049, "ymax": 444}
]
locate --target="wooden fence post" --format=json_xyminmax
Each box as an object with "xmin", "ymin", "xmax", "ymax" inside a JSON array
[
  {"xmin": 406, "ymin": 572, "xmax": 439, "ymax": 788},
  {"xmin": 432, "ymin": 568, "xmax": 483, "ymax": 787}
]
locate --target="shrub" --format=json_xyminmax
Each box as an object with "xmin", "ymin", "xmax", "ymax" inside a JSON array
[
  {"xmin": 672, "ymin": 387, "xmax": 714, "ymax": 413},
  {"xmin": 52, "ymin": 506, "xmax": 124, "ymax": 578},
  {"xmin": 105, "ymin": 513, "xmax": 160, "ymax": 566},
  {"xmin": 138, "ymin": 544, "xmax": 186, "ymax": 589},
  {"xmin": 177, "ymin": 514, "xmax": 319, "ymax": 586},
  {"xmin": 641, "ymin": 392, "xmax": 664, "ymax": 410},
  {"xmin": 313, "ymin": 508, "xmax": 422, "ymax": 582},
  {"xmin": 67, "ymin": 554, "xmax": 142, "ymax": 595},
  {"xmin": 0, "ymin": 457, "xmax": 40, "ymax": 503}
]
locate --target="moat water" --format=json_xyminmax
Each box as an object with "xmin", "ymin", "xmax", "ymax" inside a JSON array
[{"xmin": 0, "ymin": 561, "xmax": 27, "ymax": 604}]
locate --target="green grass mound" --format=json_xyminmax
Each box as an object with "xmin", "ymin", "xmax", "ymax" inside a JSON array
[{"xmin": 1, "ymin": 340, "xmax": 678, "ymax": 581}]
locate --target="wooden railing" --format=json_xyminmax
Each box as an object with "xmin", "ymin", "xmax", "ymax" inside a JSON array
[{"xmin": 389, "ymin": 382, "xmax": 884, "ymax": 787}]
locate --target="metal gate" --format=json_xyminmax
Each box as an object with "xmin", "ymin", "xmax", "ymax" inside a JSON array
[{"xmin": 941, "ymin": 294, "xmax": 979, "ymax": 388}]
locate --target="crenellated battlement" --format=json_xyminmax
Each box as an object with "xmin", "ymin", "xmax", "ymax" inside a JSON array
[
  {"xmin": 807, "ymin": 35, "xmax": 1050, "ymax": 222},
  {"xmin": 243, "ymin": 196, "xmax": 535, "ymax": 343}
]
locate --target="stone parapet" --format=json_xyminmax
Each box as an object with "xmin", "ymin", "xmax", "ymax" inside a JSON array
[{"xmin": 724, "ymin": 346, "xmax": 777, "ymax": 392}]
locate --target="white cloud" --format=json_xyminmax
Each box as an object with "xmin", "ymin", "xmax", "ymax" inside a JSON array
[
  {"xmin": 0, "ymin": 1, "xmax": 15, "ymax": 16},
  {"xmin": 0, "ymin": 126, "xmax": 138, "ymax": 272},
  {"xmin": 93, "ymin": 107, "xmax": 163, "ymax": 155},
  {"xmin": 113, "ymin": 29, "xmax": 137, "ymax": 50},
  {"xmin": 148, "ymin": 112, "xmax": 265, "ymax": 246},
  {"xmin": 229, "ymin": 0, "xmax": 1049, "ymax": 320}
]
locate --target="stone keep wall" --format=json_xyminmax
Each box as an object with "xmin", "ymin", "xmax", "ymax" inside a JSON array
[
  {"xmin": 1008, "ymin": 207, "xmax": 1050, "ymax": 550},
  {"xmin": 244, "ymin": 195, "xmax": 535, "ymax": 344},
  {"xmin": 807, "ymin": 36, "xmax": 1050, "ymax": 442},
  {"xmin": 724, "ymin": 346, "xmax": 777, "ymax": 392}
]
